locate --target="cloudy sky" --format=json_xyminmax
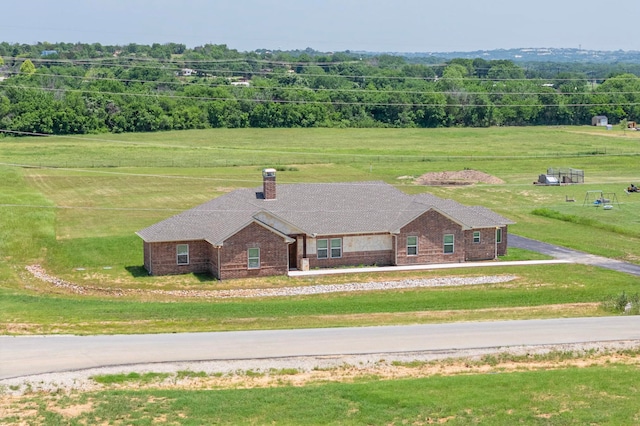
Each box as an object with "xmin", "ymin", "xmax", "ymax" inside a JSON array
[{"xmin": 1, "ymin": 0, "xmax": 636, "ymax": 52}]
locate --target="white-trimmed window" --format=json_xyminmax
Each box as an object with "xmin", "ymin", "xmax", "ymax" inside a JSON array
[
  {"xmin": 496, "ymin": 228, "xmax": 503, "ymax": 244},
  {"xmin": 473, "ymin": 231, "xmax": 481, "ymax": 244},
  {"xmin": 177, "ymin": 244, "xmax": 189, "ymax": 265},
  {"xmin": 248, "ymin": 248, "xmax": 260, "ymax": 269},
  {"xmin": 407, "ymin": 236, "xmax": 418, "ymax": 256},
  {"xmin": 317, "ymin": 238, "xmax": 342, "ymax": 259},
  {"xmin": 443, "ymin": 234, "xmax": 454, "ymax": 254},
  {"xmin": 317, "ymin": 239, "xmax": 328, "ymax": 259},
  {"xmin": 330, "ymin": 238, "xmax": 342, "ymax": 258}
]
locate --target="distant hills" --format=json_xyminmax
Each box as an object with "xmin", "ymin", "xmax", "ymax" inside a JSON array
[{"xmin": 356, "ymin": 48, "xmax": 640, "ymax": 64}]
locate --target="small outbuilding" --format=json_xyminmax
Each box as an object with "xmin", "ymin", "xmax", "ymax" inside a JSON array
[
  {"xmin": 537, "ymin": 175, "xmax": 560, "ymax": 186},
  {"xmin": 592, "ymin": 116, "xmax": 608, "ymax": 126}
]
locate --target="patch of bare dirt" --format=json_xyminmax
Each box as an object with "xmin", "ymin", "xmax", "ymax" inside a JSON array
[
  {"xmin": 47, "ymin": 400, "xmax": 94, "ymax": 419},
  {"xmin": 5, "ymin": 346, "xmax": 638, "ymax": 399},
  {"xmin": 414, "ymin": 170, "xmax": 504, "ymax": 186},
  {"xmin": 199, "ymin": 352, "xmax": 638, "ymax": 391},
  {"xmin": 0, "ymin": 396, "xmax": 39, "ymax": 423}
]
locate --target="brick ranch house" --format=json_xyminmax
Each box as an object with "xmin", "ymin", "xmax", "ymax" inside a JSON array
[{"xmin": 137, "ymin": 169, "xmax": 515, "ymax": 280}]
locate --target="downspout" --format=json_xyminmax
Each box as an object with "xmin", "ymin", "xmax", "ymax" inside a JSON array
[
  {"xmin": 217, "ymin": 246, "xmax": 222, "ymax": 280},
  {"xmin": 285, "ymin": 238, "xmax": 290, "ymax": 272}
]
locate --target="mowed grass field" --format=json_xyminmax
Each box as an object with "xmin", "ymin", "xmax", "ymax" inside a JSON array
[
  {"xmin": 3, "ymin": 126, "xmax": 640, "ymax": 425},
  {"xmin": 1, "ymin": 126, "xmax": 640, "ymax": 335},
  {"xmin": 6, "ymin": 362, "xmax": 640, "ymax": 425}
]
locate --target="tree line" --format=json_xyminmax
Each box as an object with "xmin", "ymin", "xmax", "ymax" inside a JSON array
[{"xmin": 1, "ymin": 42, "xmax": 640, "ymax": 135}]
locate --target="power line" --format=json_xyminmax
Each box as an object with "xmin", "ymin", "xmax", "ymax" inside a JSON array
[
  {"xmin": 4, "ymin": 84, "xmax": 640, "ymax": 108},
  {"xmin": 3, "ymin": 54, "xmax": 636, "ymax": 82},
  {"xmin": 6, "ymin": 71, "xmax": 636, "ymax": 97}
]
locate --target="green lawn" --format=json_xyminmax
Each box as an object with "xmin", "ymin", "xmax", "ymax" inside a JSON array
[
  {"xmin": 5, "ymin": 364, "xmax": 640, "ymax": 425},
  {"xmin": 3, "ymin": 126, "xmax": 640, "ymax": 424},
  {"xmin": 1, "ymin": 126, "xmax": 640, "ymax": 335},
  {"xmin": 1, "ymin": 263, "xmax": 635, "ymax": 334}
]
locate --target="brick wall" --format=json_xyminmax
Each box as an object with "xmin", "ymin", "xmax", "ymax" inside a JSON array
[
  {"xmin": 263, "ymin": 172, "xmax": 276, "ymax": 200},
  {"xmin": 218, "ymin": 222, "xmax": 290, "ymax": 280},
  {"xmin": 143, "ymin": 240, "xmax": 212, "ymax": 276},
  {"xmin": 396, "ymin": 210, "xmax": 465, "ymax": 265},
  {"xmin": 464, "ymin": 228, "xmax": 498, "ymax": 261},
  {"xmin": 498, "ymin": 226, "xmax": 508, "ymax": 256},
  {"xmin": 143, "ymin": 222, "xmax": 510, "ymax": 278},
  {"xmin": 210, "ymin": 245, "xmax": 220, "ymax": 279}
]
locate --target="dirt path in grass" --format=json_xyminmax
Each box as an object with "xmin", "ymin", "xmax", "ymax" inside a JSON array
[{"xmin": 569, "ymin": 130, "xmax": 640, "ymax": 139}]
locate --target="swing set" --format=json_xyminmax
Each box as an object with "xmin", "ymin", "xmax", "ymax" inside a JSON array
[{"xmin": 582, "ymin": 190, "xmax": 619, "ymax": 209}]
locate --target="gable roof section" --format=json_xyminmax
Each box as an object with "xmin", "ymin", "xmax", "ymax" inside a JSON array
[
  {"xmin": 213, "ymin": 218, "xmax": 296, "ymax": 247},
  {"xmin": 137, "ymin": 181, "xmax": 514, "ymax": 243},
  {"xmin": 388, "ymin": 200, "xmax": 467, "ymax": 233},
  {"xmin": 412, "ymin": 194, "xmax": 515, "ymax": 228}
]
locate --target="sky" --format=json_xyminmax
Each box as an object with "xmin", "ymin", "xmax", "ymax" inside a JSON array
[{"xmin": 1, "ymin": 0, "xmax": 637, "ymax": 53}]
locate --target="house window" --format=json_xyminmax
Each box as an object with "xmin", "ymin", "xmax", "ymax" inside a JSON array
[
  {"xmin": 407, "ymin": 236, "xmax": 418, "ymax": 256},
  {"xmin": 317, "ymin": 238, "xmax": 342, "ymax": 259},
  {"xmin": 248, "ymin": 248, "xmax": 260, "ymax": 269},
  {"xmin": 330, "ymin": 238, "xmax": 342, "ymax": 258},
  {"xmin": 317, "ymin": 239, "xmax": 328, "ymax": 259},
  {"xmin": 473, "ymin": 231, "xmax": 481, "ymax": 244},
  {"xmin": 176, "ymin": 244, "xmax": 189, "ymax": 265},
  {"xmin": 496, "ymin": 228, "xmax": 503, "ymax": 243},
  {"xmin": 443, "ymin": 234, "xmax": 454, "ymax": 254}
]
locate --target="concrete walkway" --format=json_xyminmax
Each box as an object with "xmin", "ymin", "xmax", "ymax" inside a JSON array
[
  {"xmin": 289, "ymin": 235, "xmax": 640, "ymax": 277},
  {"xmin": 288, "ymin": 259, "xmax": 569, "ymax": 277}
]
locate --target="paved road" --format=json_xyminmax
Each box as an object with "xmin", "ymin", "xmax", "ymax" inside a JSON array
[
  {"xmin": 3, "ymin": 235, "xmax": 639, "ymax": 381},
  {"xmin": 3, "ymin": 316, "xmax": 640, "ymax": 380},
  {"xmin": 508, "ymin": 234, "xmax": 640, "ymax": 276}
]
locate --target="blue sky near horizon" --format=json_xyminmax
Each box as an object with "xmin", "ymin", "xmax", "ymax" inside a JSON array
[{"xmin": 1, "ymin": 0, "xmax": 637, "ymax": 53}]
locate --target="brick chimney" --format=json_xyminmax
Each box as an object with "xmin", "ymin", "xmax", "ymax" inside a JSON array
[{"xmin": 262, "ymin": 168, "xmax": 277, "ymax": 200}]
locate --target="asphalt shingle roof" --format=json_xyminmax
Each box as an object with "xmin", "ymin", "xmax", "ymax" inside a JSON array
[{"xmin": 137, "ymin": 181, "xmax": 514, "ymax": 244}]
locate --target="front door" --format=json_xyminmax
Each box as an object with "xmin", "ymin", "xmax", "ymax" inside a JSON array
[{"xmin": 288, "ymin": 239, "xmax": 298, "ymax": 270}]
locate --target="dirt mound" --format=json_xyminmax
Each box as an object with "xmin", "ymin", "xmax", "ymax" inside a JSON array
[{"xmin": 414, "ymin": 170, "xmax": 504, "ymax": 186}]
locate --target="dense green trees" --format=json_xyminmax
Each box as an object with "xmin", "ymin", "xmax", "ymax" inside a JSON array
[{"xmin": 1, "ymin": 42, "xmax": 640, "ymax": 135}]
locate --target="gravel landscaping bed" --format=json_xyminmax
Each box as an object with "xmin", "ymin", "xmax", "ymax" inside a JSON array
[{"xmin": 25, "ymin": 264, "xmax": 517, "ymax": 298}]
